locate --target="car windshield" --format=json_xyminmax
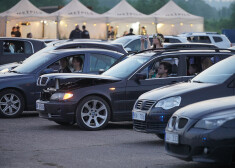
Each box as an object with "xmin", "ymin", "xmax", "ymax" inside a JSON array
[
  {"xmin": 192, "ymin": 56, "xmax": 235, "ymax": 84},
  {"xmin": 102, "ymin": 55, "xmax": 150, "ymax": 78},
  {"xmin": 111, "ymin": 37, "xmax": 132, "ymax": 46},
  {"xmin": 13, "ymin": 52, "xmax": 56, "ymax": 74}
]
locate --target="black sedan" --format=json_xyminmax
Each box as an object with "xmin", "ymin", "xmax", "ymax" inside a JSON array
[
  {"xmin": 132, "ymin": 54, "xmax": 235, "ymax": 139},
  {"xmin": 36, "ymin": 49, "xmax": 234, "ymax": 130},
  {"xmin": 0, "ymin": 37, "xmax": 46, "ymax": 65},
  {"xmin": 0, "ymin": 49, "xmax": 122, "ymax": 118},
  {"xmin": 165, "ymin": 96, "xmax": 235, "ymax": 164}
]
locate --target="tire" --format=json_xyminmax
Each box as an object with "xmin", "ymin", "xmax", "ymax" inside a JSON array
[
  {"xmin": 54, "ymin": 121, "xmax": 75, "ymax": 126},
  {"xmin": 156, "ymin": 133, "xmax": 165, "ymax": 140},
  {"xmin": 0, "ymin": 89, "xmax": 25, "ymax": 118},
  {"xmin": 76, "ymin": 96, "xmax": 111, "ymax": 131}
]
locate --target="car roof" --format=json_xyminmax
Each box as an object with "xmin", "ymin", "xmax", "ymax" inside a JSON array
[
  {"xmin": 47, "ymin": 48, "xmax": 123, "ymax": 55},
  {"xmin": 0, "ymin": 37, "xmax": 45, "ymax": 43}
]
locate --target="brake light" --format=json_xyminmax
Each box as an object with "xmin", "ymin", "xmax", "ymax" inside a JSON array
[{"xmin": 63, "ymin": 93, "xmax": 73, "ymax": 100}]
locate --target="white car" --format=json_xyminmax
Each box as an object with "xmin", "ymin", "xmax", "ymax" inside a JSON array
[
  {"xmin": 111, "ymin": 35, "xmax": 187, "ymax": 52},
  {"xmin": 179, "ymin": 32, "xmax": 232, "ymax": 48}
]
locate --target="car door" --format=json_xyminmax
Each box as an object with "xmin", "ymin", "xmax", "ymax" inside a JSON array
[
  {"xmin": 1, "ymin": 40, "xmax": 33, "ymax": 65},
  {"xmin": 125, "ymin": 55, "xmax": 188, "ymax": 114}
]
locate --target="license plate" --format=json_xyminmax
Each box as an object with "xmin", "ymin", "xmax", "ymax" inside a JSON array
[
  {"xmin": 36, "ymin": 102, "xmax": 45, "ymax": 111},
  {"xmin": 165, "ymin": 132, "xmax": 179, "ymax": 144},
  {"xmin": 132, "ymin": 111, "xmax": 146, "ymax": 121}
]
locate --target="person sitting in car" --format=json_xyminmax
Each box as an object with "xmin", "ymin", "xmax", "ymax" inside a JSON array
[
  {"xmin": 188, "ymin": 64, "xmax": 199, "ymax": 76},
  {"xmin": 201, "ymin": 57, "xmax": 213, "ymax": 71},
  {"xmin": 72, "ymin": 56, "xmax": 83, "ymax": 73},
  {"xmin": 59, "ymin": 58, "xmax": 71, "ymax": 73},
  {"xmin": 149, "ymin": 62, "xmax": 172, "ymax": 78}
]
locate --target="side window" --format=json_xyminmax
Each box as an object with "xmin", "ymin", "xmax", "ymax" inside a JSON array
[
  {"xmin": 3, "ymin": 40, "xmax": 33, "ymax": 54},
  {"xmin": 213, "ymin": 36, "xmax": 223, "ymax": 43},
  {"xmin": 89, "ymin": 53, "xmax": 116, "ymax": 72},
  {"xmin": 126, "ymin": 40, "xmax": 141, "ymax": 52},
  {"xmin": 139, "ymin": 57, "xmax": 179, "ymax": 79},
  {"xmin": 188, "ymin": 36, "xmax": 211, "ymax": 43},
  {"xmin": 186, "ymin": 56, "xmax": 218, "ymax": 76},
  {"xmin": 169, "ymin": 38, "xmax": 181, "ymax": 43}
]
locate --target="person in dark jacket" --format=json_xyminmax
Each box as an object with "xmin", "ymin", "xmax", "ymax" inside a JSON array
[
  {"xmin": 81, "ymin": 25, "xmax": 90, "ymax": 39},
  {"xmin": 11, "ymin": 27, "xmax": 16, "ymax": 37},
  {"xmin": 69, "ymin": 25, "xmax": 82, "ymax": 39},
  {"xmin": 125, "ymin": 28, "xmax": 135, "ymax": 36},
  {"xmin": 59, "ymin": 58, "xmax": 71, "ymax": 73},
  {"xmin": 15, "ymin": 26, "xmax": 21, "ymax": 37}
]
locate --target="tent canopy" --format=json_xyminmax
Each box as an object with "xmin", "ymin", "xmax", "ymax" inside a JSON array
[
  {"xmin": 0, "ymin": 0, "xmax": 53, "ymax": 21},
  {"xmin": 50, "ymin": 0, "xmax": 104, "ymax": 22},
  {"xmin": 150, "ymin": 0, "xmax": 203, "ymax": 23},
  {"xmin": 102, "ymin": 0, "xmax": 152, "ymax": 23}
]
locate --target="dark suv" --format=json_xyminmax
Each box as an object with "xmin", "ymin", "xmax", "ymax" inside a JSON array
[
  {"xmin": 133, "ymin": 53, "xmax": 235, "ymax": 139},
  {"xmin": 36, "ymin": 48, "xmax": 235, "ymax": 130}
]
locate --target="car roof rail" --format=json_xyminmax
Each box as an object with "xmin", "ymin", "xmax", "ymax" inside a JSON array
[{"xmin": 136, "ymin": 48, "xmax": 235, "ymax": 54}]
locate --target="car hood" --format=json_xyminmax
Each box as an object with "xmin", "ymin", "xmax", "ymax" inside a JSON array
[
  {"xmin": 0, "ymin": 62, "xmax": 20, "ymax": 71},
  {"xmin": 138, "ymin": 82, "xmax": 216, "ymax": 101},
  {"xmin": 174, "ymin": 96, "xmax": 235, "ymax": 119},
  {"xmin": 37, "ymin": 73, "xmax": 121, "ymax": 86}
]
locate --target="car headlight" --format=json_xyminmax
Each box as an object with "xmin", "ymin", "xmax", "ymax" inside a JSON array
[
  {"xmin": 194, "ymin": 112, "xmax": 235, "ymax": 130},
  {"xmin": 0, "ymin": 68, "xmax": 9, "ymax": 73},
  {"xmin": 155, "ymin": 96, "xmax": 181, "ymax": 110},
  {"xmin": 50, "ymin": 93, "xmax": 73, "ymax": 101}
]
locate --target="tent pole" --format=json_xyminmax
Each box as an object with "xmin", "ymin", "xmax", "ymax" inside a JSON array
[
  {"xmin": 56, "ymin": 16, "xmax": 60, "ymax": 39},
  {"xmin": 5, "ymin": 16, "xmax": 7, "ymax": 37}
]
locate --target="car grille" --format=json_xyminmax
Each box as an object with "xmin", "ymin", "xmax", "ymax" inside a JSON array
[
  {"xmin": 40, "ymin": 91, "xmax": 53, "ymax": 101},
  {"xmin": 169, "ymin": 116, "xmax": 189, "ymax": 130},
  {"xmin": 135, "ymin": 100, "xmax": 156, "ymax": 111},
  {"xmin": 178, "ymin": 118, "xmax": 188, "ymax": 129},
  {"xmin": 133, "ymin": 120, "xmax": 167, "ymax": 132}
]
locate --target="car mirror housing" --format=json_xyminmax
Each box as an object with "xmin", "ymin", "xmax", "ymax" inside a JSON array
[
  {"xmin": 135, "ymin": 73, "xmax": 147, "ymax": 81},
  {"xmin": 99, "ymin": 69, "xmax": 105, "ymax": 74}
]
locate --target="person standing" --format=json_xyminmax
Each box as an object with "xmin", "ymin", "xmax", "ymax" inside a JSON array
[
  {"xmin": 141, "ymin": 33, "xmax": 164, "ymax": 51},
  {"xmin": 81, "ymin": 25, "xmax": 90, "ymax": 39},
  {"xmin": 15, "ymin": 26, "xmax": 21, "ymax": 37},
  {"xmin": 125, "ymin": 28, "xmax": 135, "ymax": 36},
  {"xmin": 11, "ymin": 27, "xmax": 16, "ymax": 37},
  {"xmin": 69, "ymin": 25, "xmax": 82, "ymax": 39}
]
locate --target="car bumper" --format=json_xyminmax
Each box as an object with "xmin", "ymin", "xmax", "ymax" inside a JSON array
[
  {"xmin": 165, "ymin": 128, "xmax": 235, "ymax": 164},
  {"xmin": 36, "ymin": 100, "xmax": 77, "ymax": 123},
  {"xmin": 133, "ymin": 107, "xmax": 180, "ymax": 134}
]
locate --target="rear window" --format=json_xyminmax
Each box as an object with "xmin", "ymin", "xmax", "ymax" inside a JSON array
[
  {"xmin": 164, "ymin": 38, "xmax": 181, "ymax": 43},
  {"xmin": 3, "ymin": 40, "xmax": 33, "ymax": 54},
  {"xmin": 213, "ymin": 36, "xmax": 223, "ymax": 43}
]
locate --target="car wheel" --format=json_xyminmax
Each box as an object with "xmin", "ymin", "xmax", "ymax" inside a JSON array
[
  {"xmin": 156, "ymin": 133, "xmax": 165, "ymax": 140},
  {"xmin": 76, "ymin": 96, "xmax": 111, "ymax": 131},
  {"xmin": 54, "ymin": 121, "xmax": 75, "ymax": 126},
  {"xmin": 0, "ymin": 89, "xmax": 25, "ymax": 118}
]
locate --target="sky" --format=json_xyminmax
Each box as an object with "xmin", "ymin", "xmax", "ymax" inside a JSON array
[{"xmin": 204, "ymin": 0, "xmax": 235, "ymax": 9}]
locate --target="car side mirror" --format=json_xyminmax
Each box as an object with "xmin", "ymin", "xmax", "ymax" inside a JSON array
[
  {"xmin": 99, "ymin": 69, "xmax": 105, "ymax": 74},
  {"xmin": 135, "ymin": 73, "xmax": 147, "ymax": 81}
]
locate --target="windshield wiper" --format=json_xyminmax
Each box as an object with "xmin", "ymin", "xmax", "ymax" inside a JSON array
[
  {"xmin": 192, "ymin": 80, "xmax": 204, "ymax": 83},
  {"xmin": 10, "ymin": 70, "xmax": 20, "ymax": 74}
]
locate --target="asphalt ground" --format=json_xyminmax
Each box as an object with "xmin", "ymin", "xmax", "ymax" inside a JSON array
[{"xmin": 0, "ymin": 111, "xmax": 229, "ymax": 168}]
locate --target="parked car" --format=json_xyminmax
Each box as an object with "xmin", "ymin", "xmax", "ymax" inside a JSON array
[
  {"xmin": 165, "ymin": 96, "xmax": 235, "ymax": 164},
  {"xmin": 111, "ymin": 35, "xmax": 188, "ymax": 52},
  {"xmin": 132, "ymin": 54, "xmax": 235, "ymax": 139},
  {"xmin": 164, "ymin": 43, "xmax": 218, "ymax": 49},
  {"xmin": 35, "ymin": 48, "xmax": 234, "ymax": 130},
  {"xmin": 0, "ymin": 37, "xmax": 46, "ymax": 65},
  {"xmin": 0, "ymin": 41, "xmax": 127, "ymax": 72},
  {"xmin": 0, "ymin": 49, "xmax": 123, "ymax": 118},
  {"xmin": 179, "ymin": 32, "xmax": 232, "ymax": 48}
]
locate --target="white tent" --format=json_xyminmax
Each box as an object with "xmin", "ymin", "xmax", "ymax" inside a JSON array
[
  {"xmin": 50, "ymin": 0, "xmax": 106, "ymax": 39},
  {"xmin": 102, "ymin": 0, "xmax": 153, "ymax": 37},
  {"xmin": 0, "ymin": 0, "xmax": 56, "ymax": 38},
  {"xmin": 149, "ymin": 0, "xmax": 204, "ymax": 35}
]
